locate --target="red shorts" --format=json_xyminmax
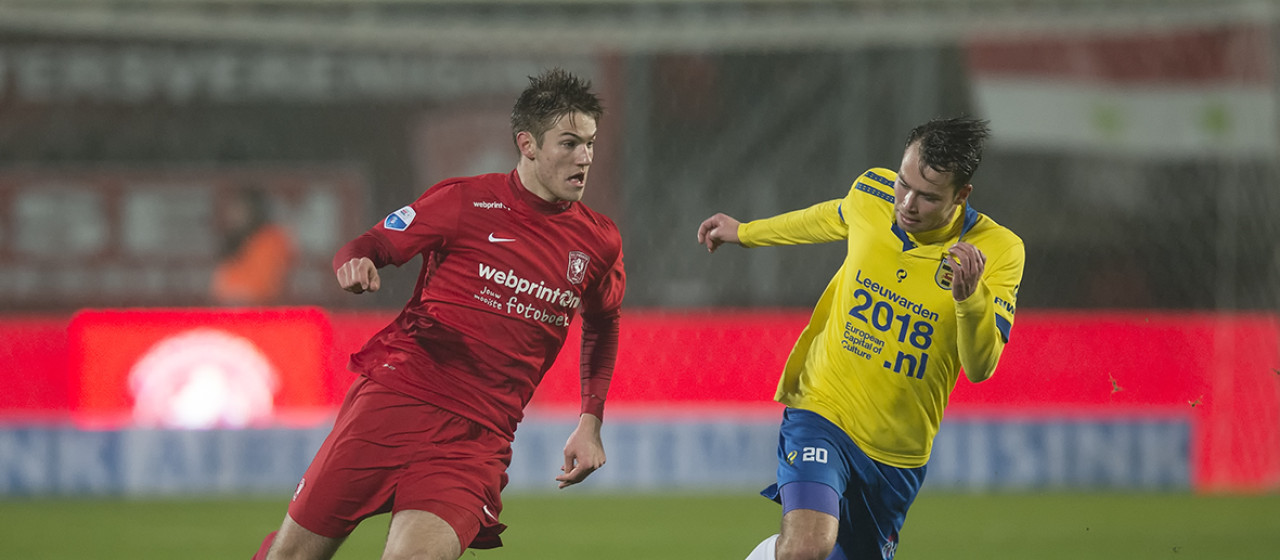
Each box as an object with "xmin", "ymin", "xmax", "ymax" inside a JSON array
[{"xmin": 288, "ymin": 376, "xmax": 511, "ymax": 550}]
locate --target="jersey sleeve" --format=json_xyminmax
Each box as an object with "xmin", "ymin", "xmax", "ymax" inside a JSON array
[
  {"xmin": 366, "ymin": 182, "xmax": 465, "ymax": 266},
  {"xmin": 581, "ymin": 237, "xmax": 626, "ymax": 319},
  {"xmin": 332, "ymin": 231, "xmax": 397, "ymax": 270},
  {"xmin": 578, "ymin": 235, "xmax": 626, "ymax": 419},
  {"xmin": 955, "ymin": 238, "xmax": 1025, "ymax": 383},
  {"xmin": 737, "ymin": 198, "xmax": 847, "ymax": 248}
]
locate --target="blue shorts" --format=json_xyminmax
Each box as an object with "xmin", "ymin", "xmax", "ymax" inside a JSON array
[{"xmin": 761, "ymin": 408, "xmax": 926, "ymax": 560}]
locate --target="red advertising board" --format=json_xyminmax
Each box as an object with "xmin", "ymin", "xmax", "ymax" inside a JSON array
[
  {"xmin": 0, "ymin": 308, "xmax": 1276, "ymax": 490},
  {"xmin": 67, "ymin": 308, "xmax": 333, "ymax": 428}
]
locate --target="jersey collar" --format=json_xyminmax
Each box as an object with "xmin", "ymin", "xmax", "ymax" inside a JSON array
[
  {"xmin": 508, "ymin": 169, "xmax": 574, "ymax": 215},
  {"xmin": 891, "ymin": 203, "xmax": 979, "ymax": 251}
]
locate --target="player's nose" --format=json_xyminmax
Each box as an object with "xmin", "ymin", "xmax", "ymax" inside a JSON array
[{"xmin": 898, "ymin": 192, "xmax": 916, "ymax": 212}]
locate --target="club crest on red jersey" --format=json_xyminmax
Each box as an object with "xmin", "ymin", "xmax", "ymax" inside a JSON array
[
  {"xmin": 567, "ymin": 251, "xmax": 589, "ymax": 285},
  {"xmin": 935, "ymin": 254, "xmax": 954, "ymax": 290}
]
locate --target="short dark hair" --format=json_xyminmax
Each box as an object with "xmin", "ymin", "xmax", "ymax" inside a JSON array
[
  {"xmin": 905, "ymin": 116, "xmax": 991, "ymax": 189},
  {"xmin": 511, "ymin": 68, "xmax": 603, "ymax": 147}
]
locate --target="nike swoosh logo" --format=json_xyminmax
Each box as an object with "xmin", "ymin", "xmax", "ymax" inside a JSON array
[
  {"xmin": 488, "ymin": 233, "xmax": 516, "ymax": 243},
  {"xmin": 483, "ymin": 505, "xmax": 498, "ymax": 520}
]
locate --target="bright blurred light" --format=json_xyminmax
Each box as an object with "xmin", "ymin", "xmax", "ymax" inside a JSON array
[{"xmin": 128, "ymin": 328, "xmax": 279, "ymax": 429}]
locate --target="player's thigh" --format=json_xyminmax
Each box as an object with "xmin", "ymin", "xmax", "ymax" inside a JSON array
[
  {"xmin": 382, "ymin": 509, "xmax": 462, "ymax": 560},
  {"xmin": 778, "ymin": 507, "xmax": 840, "ymax": 560},
  {"xmin": 267, "ymin": 513, "xmax": 345, "ymax": 560},
  {"xmin": 393, "ymin": 415, "xmax": 511, "ymax": 551},
  {"xmin": 288, "ymin": 378, "xmax": 416, "ymax": 538},
  {"xmin": 774, "ymin": 409, "xmax": 852, "ymax": 492}
]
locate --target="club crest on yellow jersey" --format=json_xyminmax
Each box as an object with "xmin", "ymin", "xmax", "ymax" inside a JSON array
[{"xmin": 935, "ymin": 255, "xmax": 954, "ymax": 290}]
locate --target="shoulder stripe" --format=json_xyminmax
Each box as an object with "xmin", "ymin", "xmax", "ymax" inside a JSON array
[
  {"xmin": 865, "ymin": 170, "xmax": 895, "ymax": 188},
  {"xmin": 855, "ymin": 182, "xmax": 894, "ymax": 204}
]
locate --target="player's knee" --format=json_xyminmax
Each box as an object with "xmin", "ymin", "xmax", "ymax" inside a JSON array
[
  {"xmin": 264, "ymin": 538, "xmax": 324, "ymax": 560},
  {"xmin": 380, "ymin": 551, "xmax": 456, "ymax": 560},
  {"xmin": 775, "ymin": 535, "xmax": 835, "ymax": 560},
  {"xmin": 266, "ymin": 516, "xmax": 344, "ymax": 560},
  {"xmin": 380, "ymin": 542, "xmax": 461, "ymax": 560},
  {"xmin": 382, "ymin": 510, "xmax": 463, "ymax": 560}
]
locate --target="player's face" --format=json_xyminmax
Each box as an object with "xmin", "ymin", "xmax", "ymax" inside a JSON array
[
  {"xmin": 522, "ymin": 112, "xmax": 597, "ymax": 203},
  {"xmin": 893, "ymin": 141, "xmax": 972, "ymax": 234}
]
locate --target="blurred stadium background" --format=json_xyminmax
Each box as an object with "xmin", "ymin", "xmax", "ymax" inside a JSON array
[{"xmin": 1, "ymin": 0, "xmax": 1278, "ymax": 558}]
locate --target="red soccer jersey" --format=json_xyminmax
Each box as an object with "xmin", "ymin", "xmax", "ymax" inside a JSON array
[{"xmin": 336, "ymin": 170, "xmax": 625, "ymax": 439}]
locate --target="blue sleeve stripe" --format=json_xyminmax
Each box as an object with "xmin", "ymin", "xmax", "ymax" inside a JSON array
[
  {"xmin": 865, "ymin": 171, "xmax": 895, "ymax": 188},
  {"xmin": 837, "ymin": 202, "xmax": 845, "ymax": 223},
  {"xmin": 854, "ymin": 182, "xmax": 894, "ymax": 204},
  {"xmin": 996, "ymin": 314, "xmax": 1012, "ymax": 343}
]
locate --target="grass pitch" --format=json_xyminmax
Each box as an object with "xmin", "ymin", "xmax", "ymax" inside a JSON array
[{"xmin": 2, "ymin": 491, "xmax": 1277, "ymax": 559}]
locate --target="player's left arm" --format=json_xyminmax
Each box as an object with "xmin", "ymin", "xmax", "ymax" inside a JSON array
[
  {"xmin": 558, "ymin": 412, "xmax": 605, "ymax": 489},
  {"xmin": 951, "ymin": 240, "xmax": 1025, "ymax": 383},
  {"xmin": 557, "ymin": 242, "xmax": 625, "ymax": 489}
]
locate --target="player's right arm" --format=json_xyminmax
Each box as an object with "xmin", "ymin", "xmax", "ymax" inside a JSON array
[
  {"xmin": 696, "ymin": 213, "xmax": 742, "ymax": 252},
  {"xmin": 335, "ymin": 255, "xmax": 381, "ymax": 294},
  {"xmin": 738, "ymin": 198, "xmax": 846, "ymax": 248},
  {"xmin": 698, "ymin": 199, "xmax": 846, "ymax": 252},
  {"xmin": 332, "ymin": 182, "xmax": 462, "ymax": 294}
]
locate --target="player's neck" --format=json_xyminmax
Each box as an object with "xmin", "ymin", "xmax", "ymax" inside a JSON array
[
  {"xmin": 911, "ymin": 206, "xmax": 965, "ymax": 245},
  {"xmin": 512, "ymin": 165, "xmax": 573, "ymax": 213},
  {"xmin": 514, "ymin": 163, "xmax": 552, "ymax": 202}
]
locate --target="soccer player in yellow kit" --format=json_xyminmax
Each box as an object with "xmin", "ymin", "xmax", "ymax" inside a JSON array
[{"xmin": 698, "ymin": 117, "xmax": 1024, "ymax": 560}]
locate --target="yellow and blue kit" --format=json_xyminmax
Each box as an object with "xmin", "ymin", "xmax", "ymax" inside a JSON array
[{"xmin": 739, "ymin": 168, "xmax": 1025, "ymax": 469}]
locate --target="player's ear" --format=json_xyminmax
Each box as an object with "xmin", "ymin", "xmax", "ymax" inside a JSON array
[
  {"xmin": 516, "ymin": 131, "xmax": 538, "ymax": 160},
  {"xmin": 955, "ymin": 183, "xmax": 973, "ymax": 204}
]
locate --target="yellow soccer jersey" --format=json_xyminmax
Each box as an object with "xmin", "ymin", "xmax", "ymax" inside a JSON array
[{"xmin": 739, "ymin": 168, "xmax": 1025, "ymax": 468}]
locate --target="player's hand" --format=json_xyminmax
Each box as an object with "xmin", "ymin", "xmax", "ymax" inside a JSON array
[
  {"xmin": 948, "ymin": 242, "xmax": 986, "ymax": 301},
  {"xmin": 336, "ymin": 257, "xmax": 381, "ymax": 294},
  {"xmin": 556, "ymin": 413, "xmax": 605, "ymax": 489},
  {"xmin": 697, "ymin": 213, "xmax": 742, "ymax": 253}
]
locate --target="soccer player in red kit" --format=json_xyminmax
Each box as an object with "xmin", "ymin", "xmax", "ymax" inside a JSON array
[{"xmin": 251, "ymin": 68, "xmax": 625, "ymax": 560}]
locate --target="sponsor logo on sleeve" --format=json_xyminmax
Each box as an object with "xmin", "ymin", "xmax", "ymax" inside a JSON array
[{"xmin": 384, "ymin": 206, "xmax": 416, "ymax": 231}]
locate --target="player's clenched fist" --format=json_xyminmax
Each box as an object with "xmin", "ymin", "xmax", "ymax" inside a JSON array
[
  {"xmin": 336, "ymin": 257, "xmax": 381, "ymax": 294},
  {"xmin": 947, "ymin": 242, "xmax": 986, "ymax": 301},
  {"xmin": 697, "ymin": 213, "xmax": 742, "ymax": 253}
]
